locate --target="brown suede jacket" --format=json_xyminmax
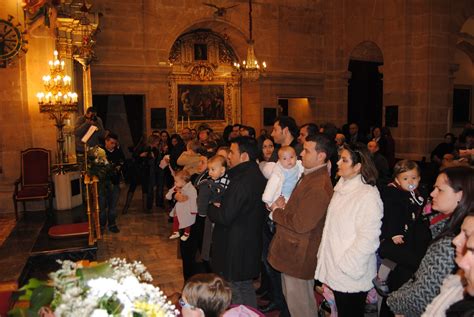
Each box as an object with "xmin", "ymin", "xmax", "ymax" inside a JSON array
[{"xmin": 268, "ymin": 165, "xmax": 333, "ymax": 280}]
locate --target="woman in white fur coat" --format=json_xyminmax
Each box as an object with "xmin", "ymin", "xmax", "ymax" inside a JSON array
[{"xmin": 315, "ymin": 143, "xmax": 383, "ymax": 317}]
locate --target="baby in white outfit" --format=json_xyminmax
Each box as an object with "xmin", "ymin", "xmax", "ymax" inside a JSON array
[{"xmin": 261, "ymin": 146, "xmax": 304, "ymax": 205}]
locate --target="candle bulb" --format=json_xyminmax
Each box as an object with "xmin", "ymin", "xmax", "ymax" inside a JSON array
[{"xmin": 36, "ymin": 92, "xmax": 44, "ymax": 103}]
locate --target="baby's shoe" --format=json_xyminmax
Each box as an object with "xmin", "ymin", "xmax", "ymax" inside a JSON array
[
  {"xmin": 169, "ymin": 232, "xmax": 180, "ymax": 239},
  {"xmin": 180, "ymin": 233, "xmax": 190, "ymax": 241}
]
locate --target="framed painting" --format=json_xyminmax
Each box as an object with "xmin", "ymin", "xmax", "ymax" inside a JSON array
[
  {"xmin": 177, "ymin": 84, "xmax": 225, "ymax": 121},
  {"xmin": 194, "ymin": 44, "xmax": 208, "ymax": 61}
]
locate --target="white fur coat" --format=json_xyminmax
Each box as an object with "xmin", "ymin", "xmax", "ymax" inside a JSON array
[{"xmin": 315, "ymin": 174, "xmax": 383, "ymax": 292}]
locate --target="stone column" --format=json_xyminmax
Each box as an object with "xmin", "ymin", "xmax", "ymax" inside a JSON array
[{"xmin": 241, "ymin": 81, "xmax": 262, "ymax": 130}]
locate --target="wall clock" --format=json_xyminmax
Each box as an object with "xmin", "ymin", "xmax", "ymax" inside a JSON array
[{"xmin": 0, "ymin": 15, "xmax": 28, "ymax": 68}]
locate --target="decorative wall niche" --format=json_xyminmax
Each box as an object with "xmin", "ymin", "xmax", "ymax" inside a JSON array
[{"xmin": 168, "ymin": 29, "xmax": 241, "ymax": 132}]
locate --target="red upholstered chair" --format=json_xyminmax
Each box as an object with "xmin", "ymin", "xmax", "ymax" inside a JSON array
[{"xmin": 13, "ymin": 148, "xmax": 53, "ymax": 221}]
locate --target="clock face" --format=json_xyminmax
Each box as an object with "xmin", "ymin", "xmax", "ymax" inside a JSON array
[{"xmin": 0, "ymin": 19, "xmax": 23, "ymax": 61}]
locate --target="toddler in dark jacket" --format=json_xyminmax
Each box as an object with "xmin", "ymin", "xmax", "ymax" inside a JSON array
[
  {"xmin": 197, "ymin": 154, "xmax": 230, "ymax": 261},
  {"xmin": 377, "ymin": 160, "xmax": 432, "ymax": 316}
]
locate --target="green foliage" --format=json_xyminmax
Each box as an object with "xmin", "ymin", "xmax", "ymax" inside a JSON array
[
  {"xmin": 76, "ymin": 262, "xmax": 113, "ymax": 281},
  {"xmin": 17, "ymin": 278, "xmax": 46, "ymax": 301},
  {"xmin": 8, "ymin": 283, "xmax": 53, "ymax": 317},
  {"xmin": 98, "ymin": 295, "xmax": 124, "ymax": 315},
  {"xmin": 29, "ymin": 286, "xmax": 54, "ymax": 311}
]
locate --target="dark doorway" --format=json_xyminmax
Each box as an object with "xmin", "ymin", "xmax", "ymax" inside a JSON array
[
  {"xmin": 347, "ymin": 60, "xmax": 383, "ymax": 135},
  {"xmin": 92, "ymin": 94, "xmax": 145, "ymax": 147}
]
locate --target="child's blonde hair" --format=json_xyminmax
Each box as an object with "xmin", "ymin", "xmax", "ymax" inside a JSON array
[
  {"xmin": 174, "ymin": 169, "xmax": 191, "ymax": 183},
  {"xmin": 182, "ymin": 273, "xmax": 232, "ymax": 317},
  {"xmin": 393, "ymin": 160, "xmax": 420, "ymax": 178},
  {"xmin": 208, "ymin": 154, "xmax": 227, "ymax": 169}
]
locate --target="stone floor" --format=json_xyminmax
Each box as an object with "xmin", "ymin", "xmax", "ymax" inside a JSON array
[
  {"xmin": 0, "ymin": 190, "xmax": 184, "ymax": 296},
  {"xmin": 96, "ymin": 194, "xmax": 184, "ymax": 296},
  {"xmin": 0, "ymin": 215, "xmax": 16, "ymax": 247}
]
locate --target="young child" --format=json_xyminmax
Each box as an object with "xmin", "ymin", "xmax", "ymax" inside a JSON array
[
  {"xmin": 376, "ymin": 160, "xmax": 432, "ymax": 314},
  {"xmin": 261, "ymin": 145, "xmax": 304, "ymax": 205},
  {"xmin": 197, "ymin": 155, "xmax": 230, "ymax": 262},
  {"xmin": 166, "ymin": 170, "xmax": 198, "ymax": 241},
  {"xmin": 380, "ymin": 160, "xmax": 426, "ymax": 245}
]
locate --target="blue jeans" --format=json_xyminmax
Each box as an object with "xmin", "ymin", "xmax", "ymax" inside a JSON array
[{"xmin": 99, "ymin": 183, "xmax": 120, "ymax": 229}]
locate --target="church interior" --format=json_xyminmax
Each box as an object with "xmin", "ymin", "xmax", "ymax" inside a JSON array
[{"xmin": 0, "ymin": 0, "xmax": 474, "ymax": 315}]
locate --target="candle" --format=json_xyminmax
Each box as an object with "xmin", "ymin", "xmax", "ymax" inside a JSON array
[
  {"xmin": 175, "ymin": 117, "xmax": 178, "ymax": 133},
  {"xmin": 187, "ymin": 115, "xmax": 190, "ymax": 128},
  {"xmin": 181, "ymin": 116, "xmax": 184, "ymax": 130}
]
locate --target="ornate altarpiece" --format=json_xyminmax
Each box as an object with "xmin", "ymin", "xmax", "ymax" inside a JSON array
[{"xmin": 168, "ymin": 30, "xmax": 241, "ymax": 132}]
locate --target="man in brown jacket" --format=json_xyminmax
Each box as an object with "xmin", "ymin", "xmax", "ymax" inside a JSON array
[{"xmin": 268, "ymin": 134, "xmax": 335, "ymax": 317}]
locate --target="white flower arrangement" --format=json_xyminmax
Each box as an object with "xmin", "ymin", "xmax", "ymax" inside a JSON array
[{"xmin": 10, "ymin": 258, "xmax": 179, "ymax": 317}]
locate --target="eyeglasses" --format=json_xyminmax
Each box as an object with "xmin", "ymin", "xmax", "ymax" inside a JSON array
[{"xmin": 179, "ymin": 297, "xmax": 196, "ymax": 310}]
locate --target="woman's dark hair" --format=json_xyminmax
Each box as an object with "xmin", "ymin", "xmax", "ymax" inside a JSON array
[
  {"xmin": 170, "ymin": 133, "xmax": 185, "ymax": 147},
  {"xmin": 258, "ymin": 135, "xmax": 275, "ymax": 162},
  {"xmin": 160, "ymin": 130, "xmax": 172, "ymax": 149},
  {"xmin": 222, "ymin": 125, "xmax": 233, "ymax": 143},
  {"xmin": 341, "ymin": 142, "xmax": 378, "ymax": 186},
  {"xmin": 160, "ymin": 130, "xmax": 170, "ymax": 139},
  {"xmin": 433, "ymin": 166, "xmax": 474, "ymax": 242},
  {"xmin": 371, "ymin": 126, "xmax": 382, "ymax": 138}
]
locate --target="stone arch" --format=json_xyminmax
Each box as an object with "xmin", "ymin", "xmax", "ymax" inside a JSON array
[
  {"xmin": 163, "ymin": 19, "xmax": 248, "ymax": 62},
  {"xmin": 348, "ymin": 41, "xmax": 384, "ymax": 64},
  {"xmin": 451, "ymin": 15, "xmax": 474, "ymax": 129},
  {"xmin": 456, "ymin": 16, "xmax": 474, "ymax": 65}
]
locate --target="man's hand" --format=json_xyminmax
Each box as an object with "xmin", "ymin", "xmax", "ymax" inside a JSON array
[
  {"xmin": 213, "ymin": 202, "xmax": 221, "ymax": 207},
  {"xmin": 270, "ymin": 196, "xmax": 286, "ymax": 211}
]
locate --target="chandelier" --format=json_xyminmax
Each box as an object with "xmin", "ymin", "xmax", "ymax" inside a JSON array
[
  {"xmin": 37, "ymin": 50, "xmax": 78, "ymax": 111},
  {"xmin": 73, "ymin": 0, "xmax": 97, "ymax": 68},
  {"xmin": 37, "ymin": 50, "xmax": 78, "ymax": 169},
  {"xmin": 233, "ymin": 0, "xmax": 266, "ymax": 81}
]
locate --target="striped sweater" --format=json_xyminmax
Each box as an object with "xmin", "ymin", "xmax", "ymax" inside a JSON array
[{"xmin": 387, "ymin": 217, "xmax": 455, "ymax": 316}]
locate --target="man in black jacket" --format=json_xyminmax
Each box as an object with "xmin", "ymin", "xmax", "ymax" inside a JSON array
[
  {"xmin": 100, "ymin": 133, "xmax": 125, "ymax": 233},
  {"xmin": 207, "ymin": 136, "xmax": 266, "ymax": 308}
]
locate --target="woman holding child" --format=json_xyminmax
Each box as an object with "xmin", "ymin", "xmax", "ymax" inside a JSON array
[{"xmin": 387, "ymin": 166, "xmax": 474, "ymax": 316}]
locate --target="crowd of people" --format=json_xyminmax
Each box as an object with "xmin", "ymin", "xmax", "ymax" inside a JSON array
[{"xmin": 75, "ymin": 107, "xmax": 474, "ymax": 316}]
